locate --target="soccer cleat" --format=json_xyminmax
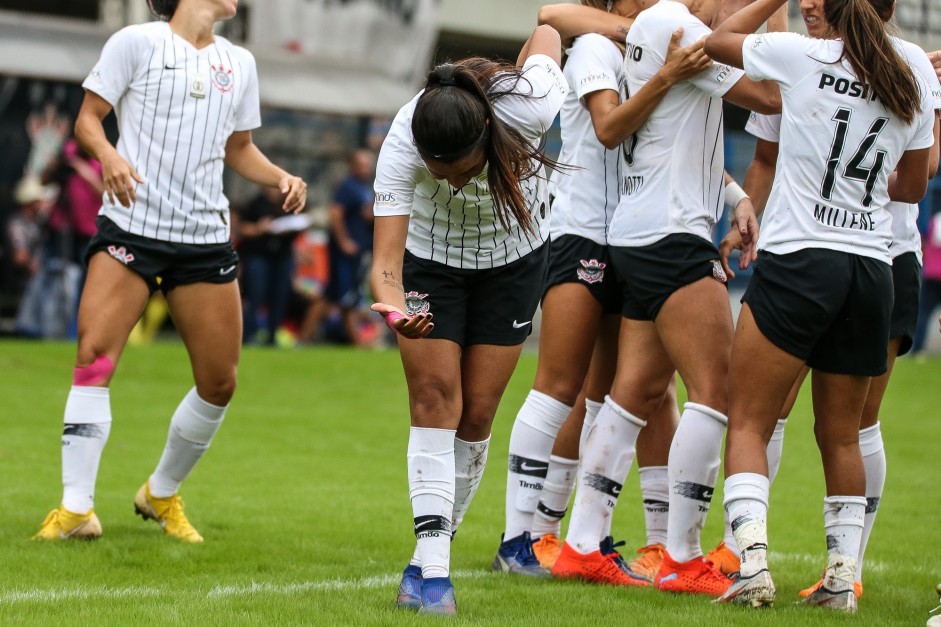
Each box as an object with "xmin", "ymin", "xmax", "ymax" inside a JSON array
[
  {"xmin": 706, "ymin": 541, "xmax": 741, "ymax": 577},
  {"xmin": 628, "ymin": 543, "xmax": 665, "ymax": 584},
  {"xmin": 418, "ymin": 576, "xmax": 456, "ymax": 615},
  {"xmin": 395, "ymin": 564, "xmax": 422, "ymax": 610},
  {"xmin": 532, "ymin": 533, "xmax": 562, "ymax": 570},
  {"xmin": 799, "ymin": 577, "xmax": 863, "ymax": 598},
  {"xmin": 655, "ymin": 551, "xmax": 732, "ymax": 596},
  {"xmin": 33, "ymin": 506, "xmax": 102, "ymax": 540},
  {"xmin": 551, "ymin": 537, "xmax": 649, "ymax": 586},
  {"xmin": 801, "ymin": 561, "xmax": 858, "ymax": 612},
  {"xmin": 927, "ymin": 583, "xmax": 941, "ymax": 626},
  {"xmin": 715, "ymin": 569, "xmax": 776, "ymax": 608},
  {"xmin": 492, "ymin": 531, "xmax": 550, "ymax": 576},
  {"xmin": 134, "ymin": 482, "xmax": 204, "ymax": 543}
]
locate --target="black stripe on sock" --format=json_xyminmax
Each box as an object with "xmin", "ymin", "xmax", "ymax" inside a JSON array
[
  {"xmin": 584, "ymin": 472, "xmax": 622, "ymax": 498},
  {"xmin": 508, "ymin": 454, "xmax": 549, "ymax": 478},
  {"xmin": 63, "ymin": 424, "xmax": 106, "ymax": 438},
  {"xmin": 674, "ymin": 481, "xmax": 714, "ymax": 503},
  {"xmin": 413, "ymin": 515, "xmax": 451, "ymax": 537},
  {"xmin": 536, "ymin": 502, "xmax": 567, "ymax": 520}
]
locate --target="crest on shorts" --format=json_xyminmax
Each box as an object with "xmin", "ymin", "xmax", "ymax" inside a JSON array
[
  {"xmin": 711, "ymin": 260, "xmax": 728, "ymax": 284},
  {"xmin": 107, "ymin": 245, "xmax": 134, "ymax": 265},
  {"xmin": 403, "ymin": 291, "xmax": 430, "ymax": 316},
  {"xmin": 210, "ymin": 64, "xmax": 234, "ymax": 93},
  {"xmin": 577, "ymin": 259, "xmax": 605, "ymax": 284}
]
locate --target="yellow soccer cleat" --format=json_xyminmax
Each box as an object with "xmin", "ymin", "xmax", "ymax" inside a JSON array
[
  {"xmin": 629, "ymin": 543, "xmax": 666, "ymax": 584},
  {"xmin": 134, "ymin": 482, "xmax": 204, "ymax": 543},
  {"xmin": 33, "ymin": 506, "xmax": 102, "ymax": 541},
  {"xmin": 532, "ymin": 533, "xmax": 563, "ymax": 570},
  {"xmin": 799, "ymin": 577, "xmax": 863, "ymax": 599}
]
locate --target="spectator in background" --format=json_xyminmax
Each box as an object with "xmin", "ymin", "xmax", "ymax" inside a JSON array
[
  {"xmin": 293, "ymin": 227, "xmax": 330, "ymax": 344},
  {"xmin": 236, "ymin": 186, "xmax": 305, "ymax": 346},
  {"xmin": 326, "ymin": 149, "xmax": 376, "ymax": 345},
  {"xmin": 44, "ymin": 138, "xmax": 104, "ymax": 265},
  {"xmin": 7, "ymin": 177, "xmax": 47, "ymax": 293},
  {"xmin": 913, "ymin": 210, "xmax": 941, "ymax": 356}
]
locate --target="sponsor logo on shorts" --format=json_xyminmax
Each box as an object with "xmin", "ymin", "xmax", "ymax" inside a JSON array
[
  {"xmin": 711, "ymin": 260, "xmax": 728, "ymax": 284},
  {"xmin": 577, "ymin": 259, "xmax": 605, "ymax": 284},
  {"xmin": 403, "ymin": 291, "xmax": 430, "ymax": 316},
  {"xmin": 107, "ymin": 245, "xmax": 135, "ymax": 265}
]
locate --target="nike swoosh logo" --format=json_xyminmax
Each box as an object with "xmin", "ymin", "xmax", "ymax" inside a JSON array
[
  {"xmin": 512, "ymin": 320, "xmax": 532, "ymax": 329},
  {"xmin": 611, "ymin": 485, "xmax": 622, "ymax": 496},
  {"xmin": 519, "ymin": 461, "xmax": 546, "ymax": 472},
  {"xmin": 414, "ymin": 519, "xmax": 435, "ymax": 529},
  {"xmin": 220, "ymin": 264, "xmax": 237, "ymax": 275},
  {"xmin": 702, "ymin": 489, "xmax": 714, "ymax": 499}
]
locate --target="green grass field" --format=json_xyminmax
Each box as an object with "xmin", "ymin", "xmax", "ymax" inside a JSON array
[{"xmin": 1, "ymin": 340, "xmax": 939, "ymax": 625}]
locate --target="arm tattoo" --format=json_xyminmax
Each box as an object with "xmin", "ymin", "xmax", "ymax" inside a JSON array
[{"xmin": 381, "ymin": 270, "xmax": 402, "ymax": 290}]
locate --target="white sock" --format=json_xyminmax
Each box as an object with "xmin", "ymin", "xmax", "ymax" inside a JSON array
[
  {"xmin": 504, "ymin": 390, "xmax": 571, "ymax": 539},
  {"xmin": 566, "ymin": 396, "xmax": 645, "ymax": 554},
  {"xmin": 639, "ymin": 466, "xmax": 669, "ymax": 547},
  {"xmin": 532, "ymin": 455, "xmax": 578, "ymax": 538},
  {"xmin": 723, "ymin": 419, "xmax": 788, "ymax": 553},
  {"xmin": 856, "ymin": 423, "xmax": 885, "ymax": 582},
  {"xmin": 149, "ymin": 388, "xmax": 226, "ymax": 498},
  {"xmin": 452, "ymin": 436, "xmax": 490, "ymax": 536},
  {"xmin": 767, "ymin": 419, "xmax": 787, "ymax": 483},
  {"xmin": 408, "ymin": 427, "xmax": 455, "ymax": 578},
  {"xmin": 724, "ymin": 472, "xmax": 770, "ymax": 577},
  {"xmin": 666, "ymin": 402, "xmax": 726, "ymax": 563},
  {"xmin": 823, "ymin": 495, "xmax": 866, "ymax": 590},
  {"xmin": 579, "ymin": 398, "xmax": 604, "ymax": 457},
  {"xmin": 61, "ymin": 386, "xmax": 112, "ymax": 514}
]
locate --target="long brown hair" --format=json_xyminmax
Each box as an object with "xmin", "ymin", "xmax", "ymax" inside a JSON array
[
  {"xmin": 411, "ymin": 58, "xmax": 562, "ymax": 236},
  {"xmin": 824, "ymin": 0, "xmax": 920, "ymax": 124}
]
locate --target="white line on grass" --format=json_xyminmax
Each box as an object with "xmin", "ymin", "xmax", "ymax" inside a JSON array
[{"xmin": 0, "ymin": 554, "xmax": 929, "ymax": 605}]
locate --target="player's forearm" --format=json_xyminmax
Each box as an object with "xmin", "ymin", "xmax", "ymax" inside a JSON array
[
  {"xmin": 74, "ymin": 111, "xmax": 119, "ymax": 167},
  {"xmin": 517, "ymin": 24, "xmax": 563, "ymax": 68},
  {"xmin": 705, "ymin": 0, "xmax": 786, "ymax": 66},
  {"xmin": 743, "ymin": 160, "xmax": 774, "ymax": 215},
  {"xmin": 370, "ymin": 215, "xmax": 410, "ymax": 310},
  {"xmin": 537, "ymin": 4, "xmax": 632, "ymax": 43},
  {"xmin": 594, "ymin": 74, "xmax": 671, "ymax": 148},
  {"xmin": 225, "ymin": 141, "xmax": 289, "ymax": 188}
]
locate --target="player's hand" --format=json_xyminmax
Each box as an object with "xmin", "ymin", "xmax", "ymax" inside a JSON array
[
  {"xmin": 279, "ymin": 175, "xmax": 308, "ymax": 214},
  {"xmin": 929, "ymin": 50, "xmax": 941, "ymax": 83},
  {"xmin": 100, "ymin": 151, "xmax": 144, "ymax": 208},
  {"xmin": 733, "ymin": 198, "xmax": 760, "ymax": 272},
  {"xmin": 718, "ymin": 227, "xmax": 743, "ymax": 280},
  {"xmin": 661, "ymin": 29, "xmax": 711, "ymax": 86},
  {"xmin": 370, "ymin": 302, "xmax": 434, "ymax": 339}
]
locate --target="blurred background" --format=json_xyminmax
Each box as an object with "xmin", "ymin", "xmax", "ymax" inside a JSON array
[{"xmin": 0, "ymin": 0, "xmax": 939, "ymax": 353}]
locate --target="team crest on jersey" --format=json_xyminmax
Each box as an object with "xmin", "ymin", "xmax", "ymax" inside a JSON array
[
  {"xmin": 577, "ymin": 259, "xmax": 605, "ymax": 284},
  {"xmin": 404, "ymin": 291, "xmax": 430, "ymax": 316},
  {"xmin": 107, "ymin": 245, "xmax": 135, "ymax": 265},
  {"xmin": 210, "ymin": 64, "xmax": 234, "ymax": 93},
  {"xmin": 711, "ymin": 260, "xmax": 728, "ymax": 284}
]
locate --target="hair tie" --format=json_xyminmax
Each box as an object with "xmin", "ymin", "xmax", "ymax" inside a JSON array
[{"xmin": 438, "ymin": 76, "xmax": 457, "ymax": 87}]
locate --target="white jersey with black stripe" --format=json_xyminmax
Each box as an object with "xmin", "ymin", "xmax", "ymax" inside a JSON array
[
  {"xmin": 83, "ymin": 21, "xmax": 261, "ymax": 244},
  {"xmin": 743, "ymin": 32, "xmax": 935, "ymax": 263},
  {"xmin": 609, "ymin": 0, "xmax": 744, "ymax": 248},
  {"xmin": 550, "ymin": 34, "xmax": 623, "ymax": 245},
  {"xmin": 373, "ymin": 54, "xmax": 567, "ymax": 269}
]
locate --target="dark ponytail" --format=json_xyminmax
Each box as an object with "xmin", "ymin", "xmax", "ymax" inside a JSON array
[
  {"xmin": 411, "ymin": 58, "xmax": 563, "ymax": 236},
  {"xmin": 147, "ymin": 0, "xmax": 180, "ymax": 20},
  {"xmin": 825, "ymin": 0, "xmax": 920, "ymax": 124}
]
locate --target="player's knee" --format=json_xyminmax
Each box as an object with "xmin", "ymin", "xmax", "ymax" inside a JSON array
[
  {"xmin": 73, "ymin": 353, "xmax": 116, "ymax": 387},
  {"xmin": 536, "ymin": 379, "xmax": 582, "ymax": 407},
  {"xmin": 410, "ymin": 380, "xmax": 457, "ymax": 422},
  {"xmin": 197, "ymin": 371, "xmax": 237, "ymax": 406}
]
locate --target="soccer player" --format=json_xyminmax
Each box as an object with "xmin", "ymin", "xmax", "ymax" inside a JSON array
[
  {"xmin": 369, "ymin": 25, "xmax": 567, "ymax": 615},
  {"xmin": 718, "ymin": 0, "xmax": 941, "ymax": 602},
  {"xmin": 706, "ymin": 0, "xmax": 934, "ymax": 611},
  {"xmin": 498, "ymin": 0, "xmax": 709, "ymax": 582},
  {"xmin": 556, "ymin": 0, "xmax": 778, "ymax": 598},
  {"xmin": 33, "ymin": 0, "xmax": 307, "ymax": 543}
]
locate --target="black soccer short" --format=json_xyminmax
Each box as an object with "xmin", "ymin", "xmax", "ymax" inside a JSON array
[
  {"xmin": 890, "ymin": 251, "xmax": 922, "ymax": 356},
  {"xmin": 544, "ymin": 234, "xmax": 621, "ymax": 314},
  {"xmin": 609, "ymin": 233, "xmax": 728, "ymax": 321},
  {"xmin": 742, "ymin": 248, "xmax": 893, "ymax": 376},
  {"xmin": 401, "ymin": 245, "xmax": 548, "ymax": 347},
  {"xmin": 86, "ymin": 216, "xmax": 240, "ymax": 294}
]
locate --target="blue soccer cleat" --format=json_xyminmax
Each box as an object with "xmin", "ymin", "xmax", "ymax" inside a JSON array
[
  {"xmin": 395, "ymin": 564, "xmax": 422, "ymax": 610},
  {"xmin": 418, "ymin": 576, "xmax": 456, "ymax": 615},
  {"xmin": 492, "ymin": 531, "xmax": 551, "ymax": 577}
]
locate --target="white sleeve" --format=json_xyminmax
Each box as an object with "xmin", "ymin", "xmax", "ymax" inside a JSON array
[
  {"xmin": 742, "ymin": 32, "xmax": 808, "ymax": 88},
  {"xmin": 493, "ymin": 54, "xmax": 568, "ymax": 142},
  {"xmin": 681, "ymin": 20, "xmax": 744, "ymax": 97},
  {"xmin": 745, "ymin": 112, "xmax": 781, "ymax": 142},
  {"xmin": 373, "ymin": 101, "xmax": 422, "ymax": 217},
  {"xmin": 82, "ymin": 26, "xmax": 146, "ymax": 106},
  {"xmin": 905, "ymin": 44, "xmax": 941, "ymax": 110},
  {"xmin": 234, "ymin": 50, "xmax": 262, "ymax": 131},
  {"xmin": 908, "ymin": 89, "xmax": 937, "ymax": 151},
  {"xmin": 565, "ymin": 35, "xmax": 621, "ymax": 102}
]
